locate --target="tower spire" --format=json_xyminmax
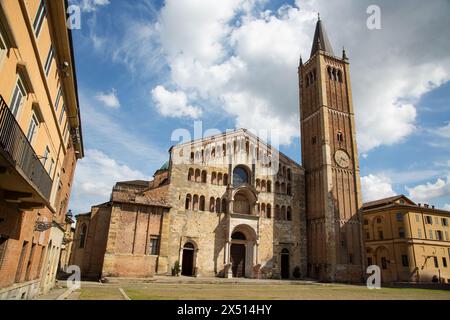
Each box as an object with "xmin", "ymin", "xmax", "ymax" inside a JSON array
[{"xmin": 310, "ymin": 16, "xmax": 334, "ymax": 58}]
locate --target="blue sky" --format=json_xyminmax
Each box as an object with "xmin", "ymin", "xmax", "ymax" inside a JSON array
[{"xmin": 68, "ymin": 0, "xmax": 450, "ymax": 214}]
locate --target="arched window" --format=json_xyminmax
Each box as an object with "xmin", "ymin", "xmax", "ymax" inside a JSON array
[
  {"xmin": 256, "ymin": 179, "xmax": 261, "ymax": 191},
  {"xmin": 281, "ymin": 183, "xmax": 286, "ymax": 194},
  {"xmin": 267, "ymin": 181, "xmax": 272, "ymax": 193},
  {"xmin": 199, "ymin": 196, "xmax": 206, "ymax": 211},
  {"xmin": 193, "ymin": 195, "xmax": 199, "ymax": 211},
  {"xmin": 233, "ymin": 166, "xmax": 249, "ymax": 188},
  {"xmin": 222, "ymin": 143, "xmax": 226, "ymax": 156},
  {"xmin": 79, "ymin": 224, "xmax": 87, "ymax": 249},
  {"xmin": 218, "ymin": 173, "xmax": 223, "ymax": 185},
  {"xmin": 185, "ymin": 194, "xmax": 192, "ymax": 210},
  {"xmin": 209, "ymin": 197, "xmax": 215, "ymax": 213},
  {"xmin": 332, "ymin": 68, "xmax": 337, "ymax": 81},
  {"xmin": 337, "ymin": 131, "xmax": 344, "ymax": 143},
  {"xmin": 287, "ymin": 169, "xmax": 292, "ymax": 181},
  {"xmin": 195, "ymin": 169, "xmax": 201, "ymax": 182},
  {"xmin": 190, "ymin": 152, "xmax": 195, "ymax": 163},
  {"xmin": 215, "ymin": 198, "xmax": 221, "ymax": 213},
  {"xmin": 287, "ymin": 207, "xmax": 292, "ymax": 221},
  {"xmin": 287, "ymin": 184, "xmax": 292, "ymax": 196},
  {"xmin": 282, "ymin": 206, "xmax": 287, "ymax": 220},
  {"xmin": 261, "ymin": 203, "xmax": 266, "ymax": 217},
  {"xmin": 211, "ymin": 172, "xmax": 217, "ymax": 185},
  {"xmin": 275, "ymin": 205, "xmax": 281, "ymax": 220},
  {"xmin": 188, "ymin": 168, "xmax": 194, "ymax": 181},
  {"xmin": 275, "ymin": 182, "xmax": 280, "ymax": 194},
  {"xmin": 261, "ymin": 180, "xmax": 266, "ymax": 192},
  {"xmin": 337, "ymin": 70, "xmax": 343, "ymax": 83},
  {"xmin": 211, "ymin": 148, "xmax": 216, "ymax": 158},
  {"xmin": 267, "ymin": 204, "xmax": 272, "ymax": 219},
  {"xmin": 221, "ymin": 198, "xmax": 227, "ymax": 214},
  {"xmin": 327, "ymin": 66, "xmax": 332, "ymax": 80},
  {"xmin": 201, "ymin": 170, "xmax": 207, "ymax": 183},
  {"xmin": 223, "ymin": 174, "xmax": 228, "ymax": 186}
]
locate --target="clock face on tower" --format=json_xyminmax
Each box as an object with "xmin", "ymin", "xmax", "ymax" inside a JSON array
[{"xmin": 334, "ymin": 150, "xmax": 350, "ymax": 168}]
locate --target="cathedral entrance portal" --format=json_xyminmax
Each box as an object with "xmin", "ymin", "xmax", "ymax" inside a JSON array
[
  {"xmin": 230, "ymin": 244, "xmax": 246, "ymax": 277},
  {"xmin": 181, "ymin": 243, "xmax": 195, "ymax": 276}
]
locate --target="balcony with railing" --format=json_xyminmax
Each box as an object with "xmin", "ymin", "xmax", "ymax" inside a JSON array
[{"xmin": 0, "ymin": 95, "xmax": 52, "ymax": 208}]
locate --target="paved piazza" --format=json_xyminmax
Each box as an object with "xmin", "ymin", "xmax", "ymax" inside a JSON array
[{"xmin": 40, "ymin": 278, "xmax": 450, "ymax": 300}]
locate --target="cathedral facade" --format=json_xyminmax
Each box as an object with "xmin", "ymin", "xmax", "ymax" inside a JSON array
[{"xmin": 70, "ymin": 18, "xmax": 365, "ymax": 282}]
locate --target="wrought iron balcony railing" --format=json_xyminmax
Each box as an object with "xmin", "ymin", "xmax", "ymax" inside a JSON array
[{"xmin": 0, "ymin": 95, "xmax": 52, "ymax": 201}]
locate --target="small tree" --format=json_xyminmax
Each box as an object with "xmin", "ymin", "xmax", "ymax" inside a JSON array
[{"xmin": 173, "ymin": 261, "xmax": 181, "ymax": 277}]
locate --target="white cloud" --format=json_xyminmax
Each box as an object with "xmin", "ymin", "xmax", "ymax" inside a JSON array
[
  {"xmin": 87, "ymin": 0, "xmax": 450, "ymax": 151},
  {"xmin": 444, "ymin": 204, "xmax": 450, "ymax": 211},
  {"xmin": 152, "ymin": 0, "xmax": 450, "ymax": 150},
  {"xmin": 151, "ymin": 85, "xmax": 202, "ymax": 119},
  {"xmin": 79, "ymin": 0, "xmax": 110, "ymax": 12},
  {"xmin": 95, "ymin": 89, "xmax": 120, "ymax": 109},
  {"xmin": 361, "ymin": 174, "xmax": 396, "ymax": 202},
  {"xmin": 435, "ymin": 122, "xmax": 450, "ymax": 138},
  {"xmin": 406, "ymin": 173, "xmax": 450, "ymax": 203},
  {"xmin": 71, "ymin": 149, "xmax": 148, "ymax": 213}
]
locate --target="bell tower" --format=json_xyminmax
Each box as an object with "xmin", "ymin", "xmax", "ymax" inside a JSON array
[{"xmin": 299, "ymin": 16, "xmax": 365, "ymax": 282}]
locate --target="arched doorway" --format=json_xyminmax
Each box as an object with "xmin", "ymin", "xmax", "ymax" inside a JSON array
[
  {"xmin": 182, "ymin": 243, "xmax": 195, "ymax": 276},
  {"xmin": 230, "ymin": 232, "xmax": 246, "ymax": 277},
  {"xmin": 281, "ymin": 248, "xmax": 290, "ymax": 279}
]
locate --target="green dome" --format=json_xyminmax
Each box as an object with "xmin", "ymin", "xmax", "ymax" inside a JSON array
[{"xmin": 160, "ymin": 161, "xmax": 169, "ymax": 171}]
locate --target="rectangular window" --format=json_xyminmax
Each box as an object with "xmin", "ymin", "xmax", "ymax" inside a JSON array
[
  {"xmin": 445, "ymin": 231, "xmax": 449, "ymax": 241},
  {"xmin": 54, "ymin": 87, "xmax": 62, "ymax": 111},
  {"xmin": 33, "ymin": 0, "xmax": 47, "ymax": 38},
  {"xmin": 436, "ymin": 230, "xmax": 443, "ymax": 241},
  {"xmin": 426, "ymin": 216, "xmax": 433, "ymax": 225},
  {"xmin": 26, "ymin": 112, "xmax": 39, "ymax": 144},
  {"xmin": 366, "ymin": 232, "xmax": 370, "ymax": 240},
  {"xmin": 44, "ymin": 45, "xmax": 54, "ymax": 76},
  {"xmin": 417, "ymin": 228, "xmax": 422, "ymax": 239},
  {"xmin": 0, "ymin": 27, "xmax": 6, "ymax": 64},
  {"xmin": 434, "ymin": 256, "xmax": 439, "ymax": 268},
  {"xmin": 59, "ymin": 105, "xmax": 66, "ymax": 125},
  {"xmin": 435, "ymin": 217, "xmax": 440, "ymax": 225},
  {"xmin": 442, "ymin": 218, "xmax": 449, "ymax": 227},
  {"xmin": 416, "ymin": 214, "xmax": 420, "ymax": 223},
  {"xmin": 42, "ymin": 146, "xmax": 50, "ymax": 168},
  {"xmin": 398, "ymin": 227, "xmax": 405, "ymax": 238},
  {"xmin": 401, "ymin": 255, "xmax": 409, "ymax": 267},
  {"xmin": 15, "ymin": 241, "xmax": 28, "ymax": 283},
  {"xmin": 10, "ymin": 77, "xmax": 26, "ymax": 118},
  {"xmin": 48, "ymin": 158, "xmax": 54, "ymax": 177},
  {"xmin": 429, "ymin": 229, "xmax": 433, "ymax": 240},
  {"xmin": 396, "ymin": 213, "xmax": 403, "ymax": 222},
  {"xmin": 378, "ymin": 230, "xmax": 384, "ymax": 240},
  {"xmin": 443, "ymin": 257, "xmax": 448, "ymax": 268},
  {"xmin": 149, "ymin": 237, "xmax": 160, "ymax": 256}
]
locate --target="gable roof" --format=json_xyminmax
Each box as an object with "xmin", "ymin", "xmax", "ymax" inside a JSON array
[{"xmin": 362, "ymin": 195, "xmax": 416, "ymax": 210}]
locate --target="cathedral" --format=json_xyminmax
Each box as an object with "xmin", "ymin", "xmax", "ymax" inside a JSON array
[{"xmin": 70, "ymin": 18, "xmax": 365, "ymax": 283}]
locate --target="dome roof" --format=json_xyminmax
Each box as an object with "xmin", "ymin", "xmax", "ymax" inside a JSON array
[{"xmin": 160, "ymin": 161, "xmax": 169, "ymax": 171}]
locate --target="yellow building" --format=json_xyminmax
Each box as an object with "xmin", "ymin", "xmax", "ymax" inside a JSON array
[
  {"xmin": 0, "ymin": 0, "xmax": 83, "ymax": 299},
  {"xmin": 363, "ymin": 195, "xmax": 450, "ymax": 283}
]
